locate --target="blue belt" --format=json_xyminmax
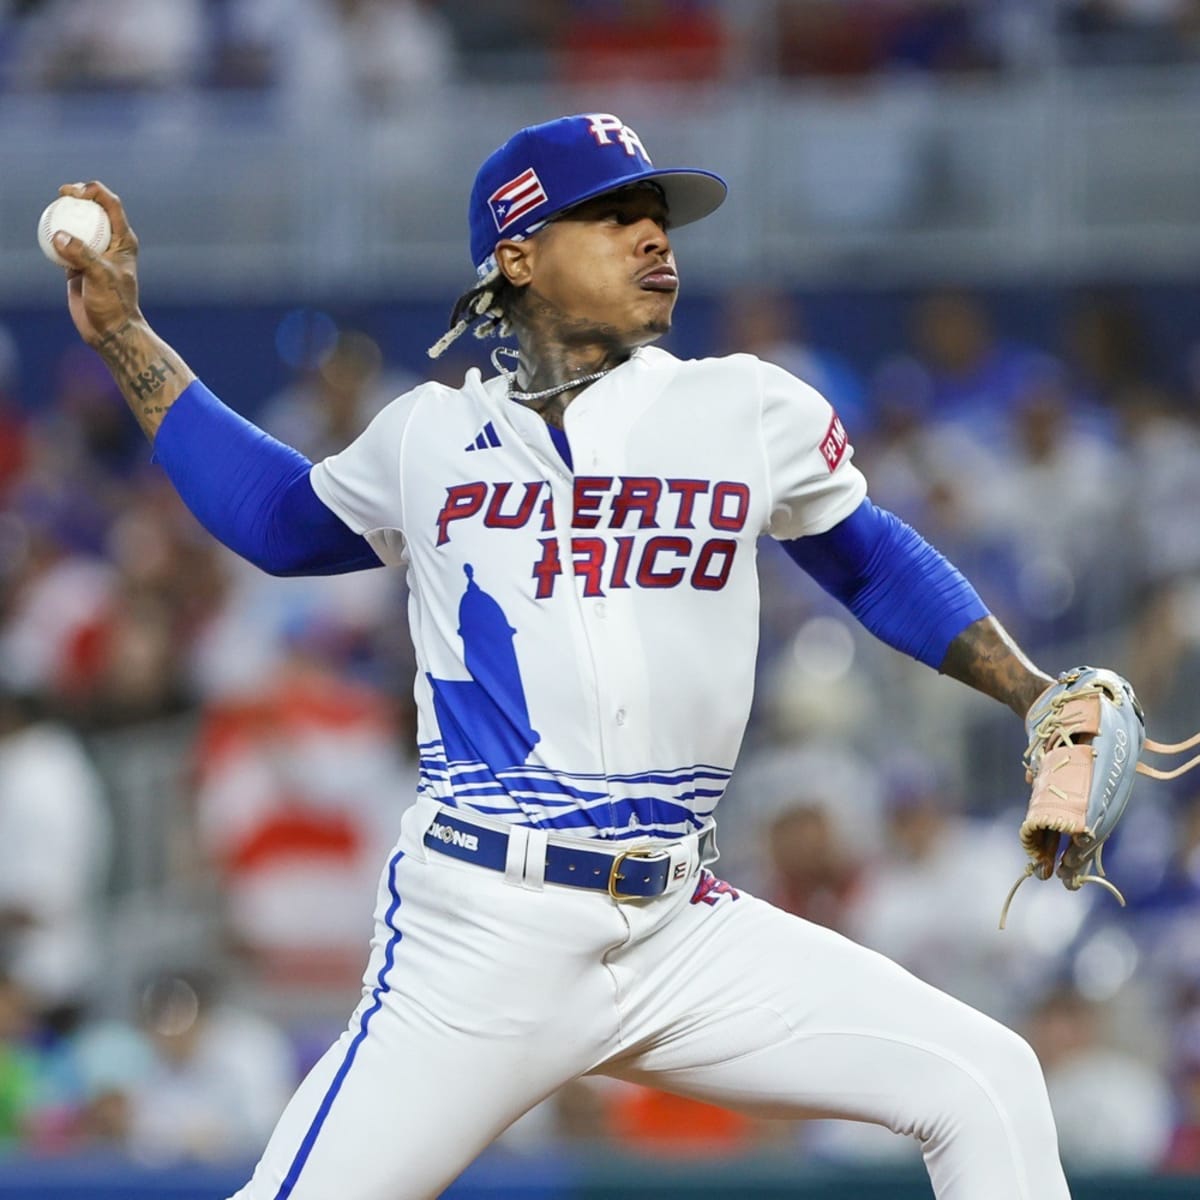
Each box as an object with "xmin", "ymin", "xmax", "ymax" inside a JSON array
[{"xmin": 423, "ymin": 810, "xmax": 710, "ymax": 900}]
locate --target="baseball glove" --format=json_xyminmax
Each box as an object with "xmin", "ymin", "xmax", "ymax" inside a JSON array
[{"xmin": 999, "ymin": 666, "xmax": 1200, "ymax": 929}]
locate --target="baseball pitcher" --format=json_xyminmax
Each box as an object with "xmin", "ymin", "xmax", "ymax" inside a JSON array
[{"xmin": 53, "ymin": 114, "xmax": 1197, "ymax": 1199}]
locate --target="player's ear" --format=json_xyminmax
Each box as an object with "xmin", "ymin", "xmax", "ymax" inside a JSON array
[{"xmin": 495, "ymin": 239, "xmax": 533, "ymax": 289}]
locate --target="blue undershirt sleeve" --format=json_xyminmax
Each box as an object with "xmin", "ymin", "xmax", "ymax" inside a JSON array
[
  {"xmin": 782, "ymin": 498, "xmax": 988, "ymax": 670},
  {"xmin": 151, "ymin": 380, "xmax": 383, "ymax": 577}
]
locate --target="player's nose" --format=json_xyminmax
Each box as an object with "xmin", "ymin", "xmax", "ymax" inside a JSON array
[{"xmin": 637, "ymin": 217, "xmax": 671, "ymax": 257}]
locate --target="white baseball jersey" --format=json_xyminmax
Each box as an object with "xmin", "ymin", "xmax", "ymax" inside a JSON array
[
  {"xmin": 239, "ymin": 347, "xmax": 1069, "ymax": 1200},
  {"xmin": 310, "ymin": 347, "xmax": 866, "ymax": 841}
]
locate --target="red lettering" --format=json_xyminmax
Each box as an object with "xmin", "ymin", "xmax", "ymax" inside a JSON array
[
  {"xmin": 532, "ymin": 537, "xmax": 563, "ymax": 599},
  {"xmin": 610, "ymin": 536, "xmax": 635, "ymax": 589},
  {"xmin": 667, "ymin": 479, "xmax": 709, "ymax": 529},
  {"xmin": 540, "ymin": 493, "xmax": 556, "ymax": 531},
  {"xmin": 692, "ymin": 538, "xmax": 737, "ymax": 590},
  {"xmin": 711, "ymin": 482, "xmax": 750, "ymax": 532},
  {"xmin": 485, "ymin": 481, "xmax": 543, "ymax": 529},
  {"xmin": 611, "ymin": 476, "xmax": 662, "ymax": 529},
  {"xmin": 820, "ymin": 414, "xmax": 849, "ymax": 472},
  {"xmin": 637, "ymin": 536, "xmax": 691, "ymax": 588},
  {"xmin": 572, "ymin": 537, "xmax": 607, "ymax": 597},
  {"xmin": 436, "ymin": 482, "xmax": 487, "ymax": 546},
  {"xmin": 691, "ymin": 869, "xmax": 740, "ymax": 906},
  {"xmin": 527, "ymin": 533, "xmax": 739, "ymax": 598},
  {"xmin": 572, "ymin": 476, "xmax": 613, "ymax": 529}
]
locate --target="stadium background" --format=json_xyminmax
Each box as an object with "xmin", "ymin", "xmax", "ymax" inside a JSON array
[{"xmin": 2, "ymin": 1, "xmax": 1200, "ymax": 1196}]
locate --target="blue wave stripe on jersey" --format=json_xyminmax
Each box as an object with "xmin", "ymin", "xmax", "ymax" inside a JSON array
[
  {"xmin": 416, "ymin": 742, "xmax": 733, "ymax": 838},
  {"xmin": 600, "ymin": 770, "xmax": 730, "ymax": 785},
  {"xmin": 418, "ymin": 760, "xmax": 730, "ymax": 787},
  {"xmin": 420, "ymin": 770, "xmax": 609, "ymax": 803},
  {"xmin": 494, "ymin": 769, "xmax": 731, "ymax": 788},
  {"xmin": 447, "ymin": 765, "xmax": 506, "ymax": 781},
  {"xmin": 417, "ymin": 743, "xmax": 732, "ymax": 783},
  {"xmin": 470, "ymin": 777, "xmax": 609, "ymax": 801},
  {"xmin": 462, "ymin": 766, "xmax": 723, "ymax": 791},
  {"xmin": 272, "ymin": 848, "xmax": 406, "ymax": 1199},
  {"xmin": 652, "ymin": 787, "xmax": 725, "ymax": 804},
  {"xmin": 493, "ymin": 764, "xmax": 731, "ymax": 783},
  {"xmin": 416, "ymin": 790, "xmax": 719, "ymax": 822},
  {"xmin": 421, "ymin": 777, "xmax": 725, "ymax": 806},
  {"xmin": 494, "ymin": 764, "xmax": 733, "ymax": 783}
]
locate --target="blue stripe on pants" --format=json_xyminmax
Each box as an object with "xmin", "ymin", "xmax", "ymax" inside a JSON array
[{"xmin": 273, "ymin": 849, "xmax": 406, "ymax": 1199}]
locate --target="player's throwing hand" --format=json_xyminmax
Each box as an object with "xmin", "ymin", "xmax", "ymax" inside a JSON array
[
  {"xmin": 51, "ymin": 181, "xmax": 142, "ymax": 348},
  {"xmin": 46, "ymin": 180, "xmax": 192, "ymax": 437}
]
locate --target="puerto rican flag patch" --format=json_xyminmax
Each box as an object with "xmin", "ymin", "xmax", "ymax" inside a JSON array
[
  {"xmin": 820, "ymin": 412, "xmax": 849, "ymax": 471},
  {"xmin": 489, "ymin": 167, "xmax": 549, "ymax": 233}
]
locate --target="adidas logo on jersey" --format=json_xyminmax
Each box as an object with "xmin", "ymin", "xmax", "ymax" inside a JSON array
[
  {"xmin": 428, "ymin": 822, "xmax": 480, "ymax": 853},
  {"xmin": 465, "ymin": 421, "xmax": 501, "ymax": 452}
]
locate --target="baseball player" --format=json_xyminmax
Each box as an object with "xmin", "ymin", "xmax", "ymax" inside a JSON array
[{"xmin": 52, "ymin": 115, "xmax": 1074, "ymax": 1199}]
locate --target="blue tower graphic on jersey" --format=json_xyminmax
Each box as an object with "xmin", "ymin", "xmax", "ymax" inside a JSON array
[{"xmin": 427, "ymin": 564, "xmax": 540, "ymax": 770}]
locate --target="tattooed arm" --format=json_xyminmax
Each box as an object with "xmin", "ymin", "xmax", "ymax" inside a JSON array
[
  {"xmin": 51, "ymin": 181, "xmax": 195, "ymax": 439},
  {"xmin": 784, "ymin": 501, "xmax": 1052, "ymax": 719},
  {"xmin": 50, "ymin": 181, "xmax": 380, "ymax": 577},
  {"xmin": 939, "ymin": 615, "xmax": 1054, "ymax": 718},
  {"xmin": 92, "ymin": 320, "xmax": 192, "ymax": 439}
]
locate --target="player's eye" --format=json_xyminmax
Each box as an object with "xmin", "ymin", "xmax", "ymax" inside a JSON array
[{"xmin": 603, "ymin": 208, "xmax": 669, "ymax": 230}]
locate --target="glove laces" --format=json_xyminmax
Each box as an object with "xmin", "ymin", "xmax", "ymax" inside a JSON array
[{"xmin": 1000, "ymin": 683, "xmax": 1200, "ymax": 930}]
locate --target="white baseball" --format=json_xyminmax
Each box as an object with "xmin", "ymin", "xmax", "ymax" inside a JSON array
[{"xmin": 37, "ymin": 195, "xmax": 112, "ymax": 267}]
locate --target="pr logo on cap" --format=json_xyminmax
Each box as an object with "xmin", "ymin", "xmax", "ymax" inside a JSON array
[
  {"xmin": 584, "ymin": 114, "xmax": 651, "ymax": 162},
  {"xmin": 488, "ymin": 167, "xmax": 549, "ymax": 234}
]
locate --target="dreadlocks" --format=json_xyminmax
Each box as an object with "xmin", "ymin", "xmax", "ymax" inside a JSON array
[{"xmin": 427, "ymin": 268, "xmax": 520, "ymax": 359}]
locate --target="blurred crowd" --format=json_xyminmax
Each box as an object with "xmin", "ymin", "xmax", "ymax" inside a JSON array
[
  {"xmin": 2, "ymin": 280, "xmax": 1200, "ymax": 1174},
  {"xmin": 0, "ymin": 0, "xmax": 1198, "ymax": 101}
]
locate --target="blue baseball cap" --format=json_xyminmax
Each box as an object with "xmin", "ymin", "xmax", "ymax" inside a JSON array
[{"xmin": 469, "ymin": 113, "xmax": 727, "ymax": 280}]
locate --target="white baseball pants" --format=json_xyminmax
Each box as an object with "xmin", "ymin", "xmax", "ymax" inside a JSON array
[{"xmin": 230, "ymin": 799, "xmax": 1070, "ymax": 1200}]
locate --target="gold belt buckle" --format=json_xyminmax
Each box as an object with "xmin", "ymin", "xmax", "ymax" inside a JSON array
[{"xmin": 607, "ymin": 847, "xmax": 671, "ymax": 901}]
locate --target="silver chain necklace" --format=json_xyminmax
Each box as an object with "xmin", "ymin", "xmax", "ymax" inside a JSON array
[{"xmin": 491, "ymin": 347, "xmax": 615, "ymax": 404}]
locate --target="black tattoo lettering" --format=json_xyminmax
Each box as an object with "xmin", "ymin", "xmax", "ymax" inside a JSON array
[
  {"xmin": 90, "ymin": 319, "xmax": 194, "ymax": 439},
  {"xmin": 129, "ymin": 359, "xmax": 177, "ymax": 400}
]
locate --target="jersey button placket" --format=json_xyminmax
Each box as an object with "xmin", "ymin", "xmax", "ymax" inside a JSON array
[
  {"xmin": 569, "ymin": 403, "xmax": 646, "ymax": 825},
  {"xmin": 556, "ymin": 416, "xmax": 624, "ymax": 802}
]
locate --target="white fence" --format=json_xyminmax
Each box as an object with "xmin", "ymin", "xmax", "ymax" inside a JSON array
[{"xmin": 2, "ymin": 68, "xmax": 1200, "ymax": 302}]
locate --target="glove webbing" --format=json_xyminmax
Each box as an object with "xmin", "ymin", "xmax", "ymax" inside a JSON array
[{"xmin": 999, "ymin": 720, "xmax": 1200, "ymax": 930}]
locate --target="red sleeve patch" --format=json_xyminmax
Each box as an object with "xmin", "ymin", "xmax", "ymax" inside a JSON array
[{"xmin": 819, "ymin": 413, "xmax": 849, "ymax": 472}]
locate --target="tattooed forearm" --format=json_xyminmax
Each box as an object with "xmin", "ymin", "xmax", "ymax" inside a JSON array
[
  {"xmin": 94, "ymin": 320, "xmax": 140, "ymax": 374},
  {"xmin": 938, "ymin": 615, "xmax": 1055, "ymax": 718},
  {"xmin": 94, "ymin": 320, "xmax": 196, "ymax": 439}
]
